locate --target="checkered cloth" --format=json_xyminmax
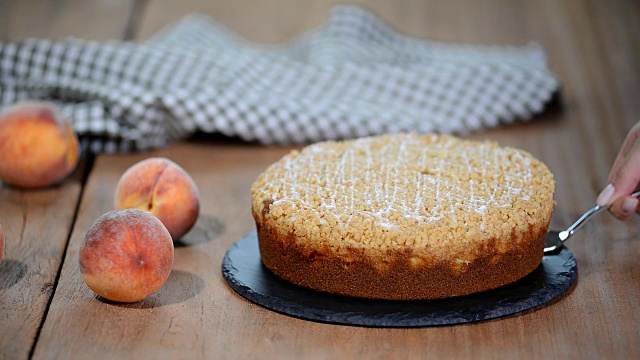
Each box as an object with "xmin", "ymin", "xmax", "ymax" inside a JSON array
[{"xmin": 0, "ymin": 5, "xmax": 559, "ymax": 153}]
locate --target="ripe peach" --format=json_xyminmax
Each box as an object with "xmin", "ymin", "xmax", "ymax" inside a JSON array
[
  {"xmin": 0, "ymin": 101, "xmax": 79, "ymax": 188},
  {"xmin": 79, "ymin": 209, "xmax": 174, "ymax": 302},
  {"xmin": 115, "ymin": 158, "xmax": 200, "ymax": 240}
]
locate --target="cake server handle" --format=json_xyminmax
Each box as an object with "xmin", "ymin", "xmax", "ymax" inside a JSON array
[{"xmin": 558, "ymin": 189, "xmax": 640, "ymax": 241}]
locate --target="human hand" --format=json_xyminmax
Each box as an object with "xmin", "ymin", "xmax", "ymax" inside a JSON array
[{"xmin": 596, "ymin": 122, "xmax": 640, "ymax": 220}]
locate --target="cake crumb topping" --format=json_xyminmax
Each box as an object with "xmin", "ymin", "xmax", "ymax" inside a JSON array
[{"xmin": 252, "ymin": 134, "xmax": 555, "ymax": 258}]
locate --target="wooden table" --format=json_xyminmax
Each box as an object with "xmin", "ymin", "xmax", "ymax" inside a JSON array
[{"xmin": 2, "ymin": 1, "xmax": 639, "ymax": 359}]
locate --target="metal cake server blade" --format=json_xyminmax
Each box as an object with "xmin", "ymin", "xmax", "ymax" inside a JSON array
[{"xmin": 544, "ymin": 190, "xmax": 640, "ymax": 254}]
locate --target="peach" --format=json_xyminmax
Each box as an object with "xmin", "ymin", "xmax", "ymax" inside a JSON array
[
  {"xmin": 79, "ymin": 209, "xmax": 174, "ymax": 302},
  {"xmin": 0, "ymin": 101, "xmax": 79, "ymax": 188},
  {"xmin": 0, "ymin": 224, "xmax": 4, "ymax": 264},
  {"xmin": 115, "ymin": 158, "xmax": 200, "ymax": 240}
]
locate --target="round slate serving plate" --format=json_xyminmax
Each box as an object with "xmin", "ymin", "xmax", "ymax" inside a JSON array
[{"xmin": 222, "ymin": 232, "xmax": 577, "ymax": 327}]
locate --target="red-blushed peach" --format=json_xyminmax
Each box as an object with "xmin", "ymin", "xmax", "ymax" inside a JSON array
[
  {"xmin": 79, "ymin": 209, "xmax": 174, "ymax": 303},
  {"xmin": 114, "ymin": 157, "xmax": 200, "ymax": 240},
  {"xmin": 0, "ymin": 224, "xmax": 4, "ymax": 264},
  {"xmin": 0, "ymin": 101, "xmax": 79, "ymax": 188}
]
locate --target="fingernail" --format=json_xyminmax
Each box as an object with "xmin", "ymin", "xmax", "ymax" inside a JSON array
[
  {"xmin": 621, "ymin": 196, "xmax": 638, "ymax": 215},
  {"xmin": 596, "ymin": 183, "xmax": 615, "ymax": 206}
]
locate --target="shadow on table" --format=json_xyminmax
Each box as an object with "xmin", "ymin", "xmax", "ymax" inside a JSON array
[
  {"xmin": 99, "ymin": 269, "xmax": 205, "ymax": 308},
  {"xmin": 155, "ymin": 269, "xmax": 205, "ymax": 306},
  {"xmin": 0, "ymin": 259, "xmax": 27, "ymax": 291},
  {"xmin": 174, "ymin": 214, "xmax": 225, "ymax": 248}
]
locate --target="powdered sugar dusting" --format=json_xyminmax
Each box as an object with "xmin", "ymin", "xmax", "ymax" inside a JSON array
[{"xmin": 252, "ymin": 134, "xmax": 554, "ymax": 252}]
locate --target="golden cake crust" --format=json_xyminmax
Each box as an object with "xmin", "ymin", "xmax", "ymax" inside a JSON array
[{"xmin": 251, "ymin": 134, "xmax": 555, "ymax": 300}]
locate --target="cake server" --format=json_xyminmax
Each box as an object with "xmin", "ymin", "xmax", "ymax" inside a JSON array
[{"xmin": 544, "ymin": 190, "xmax": 640, "ymax": 254}]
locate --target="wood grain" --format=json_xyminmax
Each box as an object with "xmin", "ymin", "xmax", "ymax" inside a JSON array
[
  {"xmin": 2, "ymin": 0, "xmax": 640, "ymax": 359},
  {"xmin": 32, "ymin": 141, "xmax": 298, "ymax": 359},
  {"xmin": 0, "ymin": 164, "xmax": 84, "ymax": 360},
  {"xmin": 0, "ymin": 1, "xmax": 136, "ymax": 359},
  {"xmin": 136, "ymin": 0, "xmax": 542, "ymax": 44},
  {"xmin": 0, "ymin": 0, "xmax": 139, "ymax": 41}
]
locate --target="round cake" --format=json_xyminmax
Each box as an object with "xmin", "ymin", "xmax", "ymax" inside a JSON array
[{"xmin": 251, "ymin": 134, "xmax": 555, "ymax": 300}]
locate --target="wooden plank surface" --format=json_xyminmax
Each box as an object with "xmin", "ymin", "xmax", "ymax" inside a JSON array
[
  {"xmin": 136, "ymin": 0, "xmax": 539, "ymax": 44},
  {"xmin": 0, "ymin": 0, "xmax": 139, "ymax": 41},
  {"xmin": 0, "ymin": 1, "xmax": 137, "ymax": 360},
  {"xmin": 2, "ymin": 0, "xmax": 640, "ymax": 359},
  {"xmin": 32, "ymin": 141, "xmax": 298, "ymax": 359},
  {"xmin": 0, "ymin": 166, "xmax": 84, "ymax": 360}
]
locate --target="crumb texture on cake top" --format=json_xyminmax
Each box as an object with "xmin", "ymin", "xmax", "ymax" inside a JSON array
[{"xmin": 251, "ymin": 134, "xmax": 555, "ymax": 262}]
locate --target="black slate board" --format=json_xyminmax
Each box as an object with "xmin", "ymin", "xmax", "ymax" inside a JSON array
[{"xmin": 222, "ymin": 232, "xmax": 577, "ymax": 327}]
